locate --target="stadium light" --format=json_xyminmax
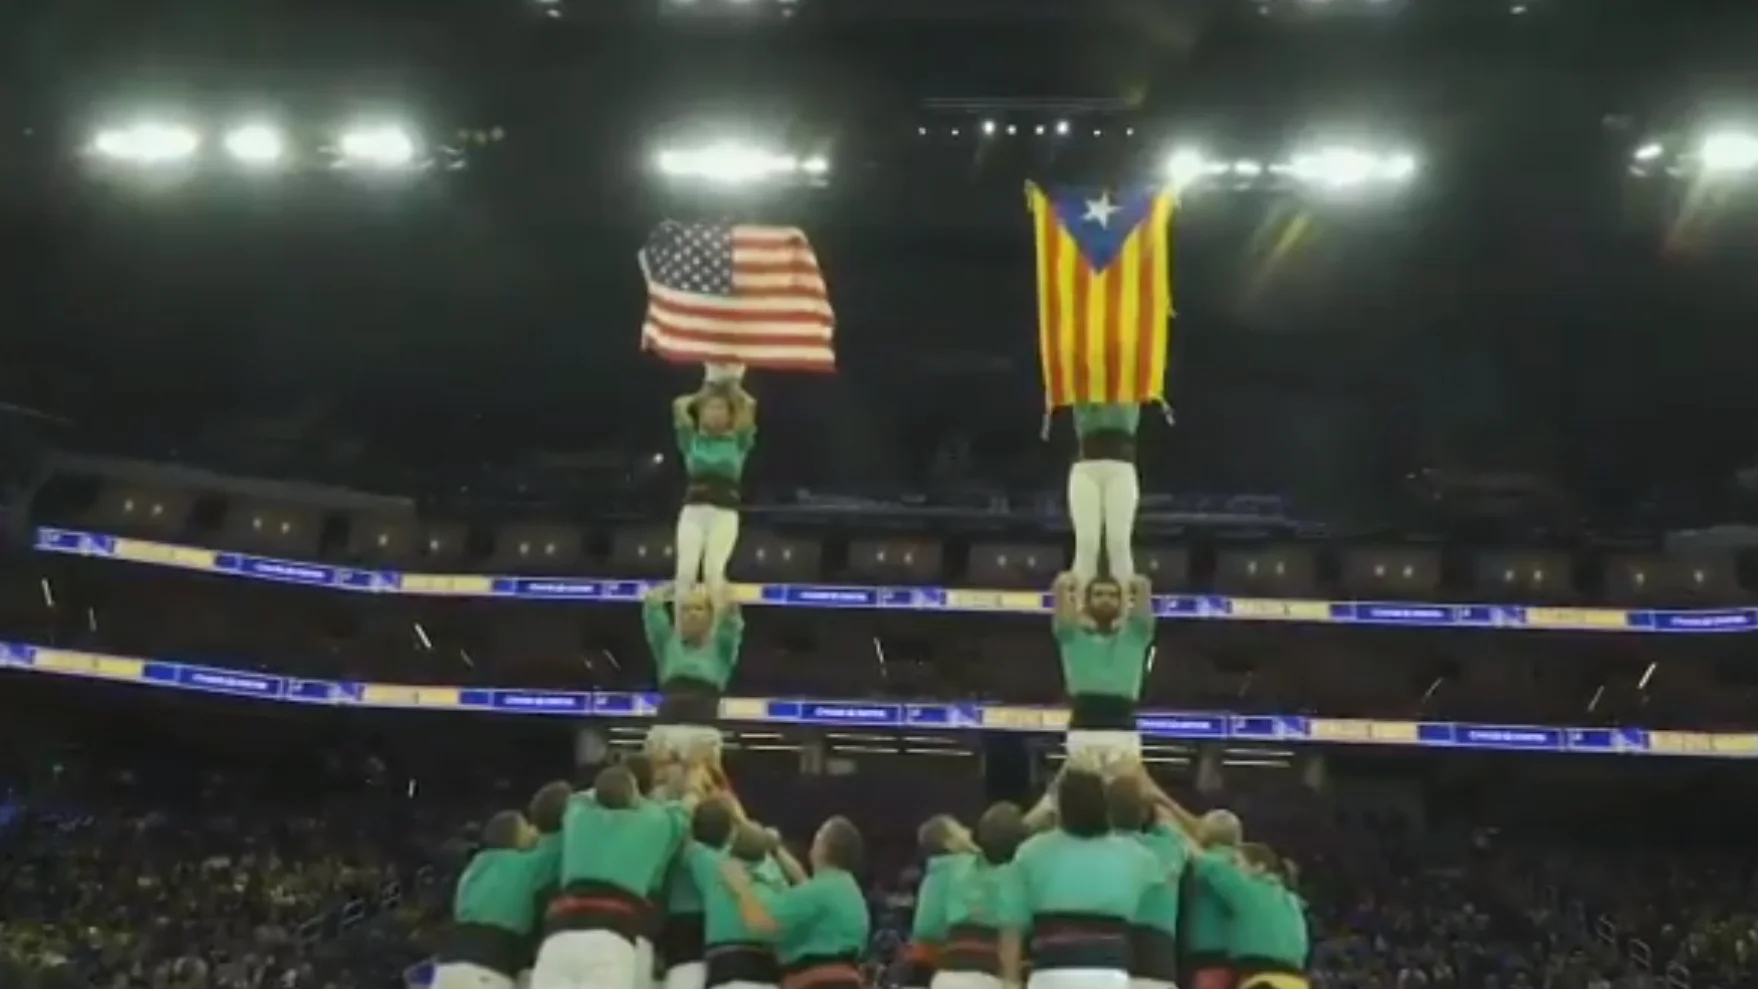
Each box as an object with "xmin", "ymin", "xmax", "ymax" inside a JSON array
[
  {"xmin": 335, "ymin": 124, "xmax": 418, "ymax": 170},
  {"xmin": 223, "ymin": 124, "xmax": 286, "ymax": 166},
  {"xmin": 654, "ymin": 142, "xmax": 828, "ymax": 185},
  {"xmin": 1698, "ymin": 130, "xmax": 1758, "ymax": 176},
  {"xmin": 90, "ymin": 122, "xmax": 201, "ymax": 165},
  {"xmin": 1283, "ymin": 145, "xmax": 1417, "ymax": 191}
]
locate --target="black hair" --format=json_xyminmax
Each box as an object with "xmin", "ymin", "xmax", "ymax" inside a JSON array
[
  {"xmin": 1056, "ymin": 769, "xmax": 1111, "ymax": 838},
  {"xmin": 817, "ymin": 816, "xmax": 865, "ymax": 874},
  {"xmin": 528, "ymin": 781, "xmax": 573, "ymax": 834},
  {"xmin": 1103, "ymin": 776, "xmax": 1152, "ymax": 833},
  {"xmin": 692, "ymin": 797, "xmax": 738, "ymax": 848},
  {"xmin": 917, "ymin": 814, "xmax": 961, "ymax": 857},
  {"xmin": 975, "ymin": 802, "xmax": 1028, "ymax": 865},
  {"xmin": 481, "ymin": 810, "xmax": 527, "ymax": 850},
  {"xmin": 619, "ymin": 753, "xmax": 656, "ymax": 794},
  {"xmin": 1085, "ymin": 577, "xmax": 1124, "ymax": 610},
  {"xmin": 729, "ymin": 822, "xmax": 773, "ymax": 864},
  {"xmin": 593, "ymin": 766, "xmax": 638, "ymax": 809}
]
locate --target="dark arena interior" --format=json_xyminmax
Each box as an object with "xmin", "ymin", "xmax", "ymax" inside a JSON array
[{"xmin": 7, "ymin": 1, "xmax": 1758, "ymax": 988}]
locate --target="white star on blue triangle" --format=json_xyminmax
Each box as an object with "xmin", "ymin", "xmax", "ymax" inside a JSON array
[{"xmin": 1044, "ymin": 185, "xmax": 1164, "ymax": 271}]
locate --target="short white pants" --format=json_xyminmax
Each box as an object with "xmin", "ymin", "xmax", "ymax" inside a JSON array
[
  {"xmin": 933, "ymin": 973, "xmax": 1006, "ymax": 989},
  {"xmin": 531, "ymin": 930, "xmax": 640, "ymax": 989},
  {"xmin": 1030, "ymin": 970, "xmax": 1131, "ymax": 989},
  {"xmin": 664, "ymin": 962, "xmax": 707, "ymax": 989},
  {"xmin": 1066, "ymin": 729, "xmax": 1142, "ymax": 772},
  {"xmin": 646, "ymin": 724, "xmax": 723, "ymax": 759},
  {"xmin": 433, "ymin": 963, "xmax": 517, "ymax": 989}
]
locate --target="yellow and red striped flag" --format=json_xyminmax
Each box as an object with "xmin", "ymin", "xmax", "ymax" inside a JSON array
[{"xmin": 1027, "ymin": 182, "xmax": 1175, "ymax": 407}]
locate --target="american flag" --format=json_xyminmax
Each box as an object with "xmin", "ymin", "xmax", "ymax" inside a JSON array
[{"xmin": 638, "ymin": 220, "xmax": 837, "ymax": 372}]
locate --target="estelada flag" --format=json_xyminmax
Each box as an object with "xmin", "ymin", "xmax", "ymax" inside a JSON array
[{"xmin": 1026, "ymin": 182, "xmax": 1175, "ymax": 407}]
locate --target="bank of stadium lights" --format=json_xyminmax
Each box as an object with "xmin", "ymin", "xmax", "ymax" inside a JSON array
[
  {"xmin": 1630, "ymin": 130, "xmax": 1758, "ymax": 180},
  {"xmin": 654, "ymin": 143, "xmax": 829, "ymax": 187},
  {"xmin": 1166, "ymin": 145, "xmax": 1417, "ymax": 195},
  {"xmin": 86, "ymin": 119, "xmax": 453, "ymax": 174}
]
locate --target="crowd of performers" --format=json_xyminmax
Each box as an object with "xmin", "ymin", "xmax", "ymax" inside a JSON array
[
  {"xmin": 431, "ymin": 379, "xmax": 1294, "ymax": 989},
  {"xmin": 432, "ymin": 752, "xmax": 1309, "ymax": 989}
]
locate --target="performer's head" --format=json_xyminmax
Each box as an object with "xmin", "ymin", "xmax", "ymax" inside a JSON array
[
  {"xmin": 729, "ymin": 821, "xmax": 773, "ymax": 864},
  {"xmin": 620, "ymin": 752, "xmax": 658, "ymax": 795},
  {"xmin": 676, "ymin": 586, "xmax": 717, "ymax": 642},
  {"xmin": 811, "ymin": 815, "xmax": 865, "ymax": 875},
  {"xmin": 593, "ymin": 765, "xmax": 640, "ymax": 809},
  {"xmin": 696, "ymin": 389, "xmax": 735, "ymax": 435},
  {"xmin": 975, "ymin": 802, "xmax": 1028, "ymax": 865},
  {"xmin": 1103, "ymin": 775, "xmax": 1152, "ymax": 833},
  {"xmin": 691, "ymin": 795, "xmax": 739, "ymax": 848},
  {"xmin": 528, "ymin": 780, "xmax": 574, "ymax": 835},
  {"xmin": 916, "ymin": 814, "xmax": 967, "ymax": 858},
  {"xmin": 1055, "ymin": 768, "xmax": 1110, "ymax": 838},
  {"xmin": 1197, "ymin": 808, "xmax": 1243, "ymax": 848},
  {"xmin": 1084, "ymin": 576, "xmax": 1125, "ymax": 628},
  {"xmin": 482, "ymin": 809, "xmax": 534, "ymax": 850}
]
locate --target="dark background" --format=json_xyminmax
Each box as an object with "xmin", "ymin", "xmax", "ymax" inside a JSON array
[{"xmin": 4, "ymin": 0, "xmax": 1758, "ymax": 530}]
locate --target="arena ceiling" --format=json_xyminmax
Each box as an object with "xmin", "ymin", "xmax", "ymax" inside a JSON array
[{"xmin": 2, "ymin": 0, "xmax": 1757, "ymax": 527}]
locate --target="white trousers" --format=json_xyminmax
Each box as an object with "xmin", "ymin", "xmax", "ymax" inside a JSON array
[
  {"xmin": 637, "ymin": 938, "xmax": 656, "ymax": 989},
  {"xmin": 933, "ymin": 974, "xmax": 1006, "ymax": 989},
  {"xmin": 1066, "ymin": 730, "xmax": 1143, "ymax": 773},
  {"xmin": 1067, "ymin": 460, "xmax": 1139, "ymax": 583},
  {"xmin": 433, "ymin": 963, "xmax": 517, "ymax": 989},
  {"xmin": 664, "ymin": 963, "xmax": 707, "ymax": 989},
  {"xmin": 646, "ymin": 724, "xmax": 723, "ymax": 760},
  {"xmin": 675, "ymin": 505, "xmax": 740, "ymax": 594},
  {"xmin": 531, "ymin": 930, "xmax": 639, "ymax": 989},
  {"xmin": 1030, "ymin": 970, "xmax": 1131, "ymax": 989}
]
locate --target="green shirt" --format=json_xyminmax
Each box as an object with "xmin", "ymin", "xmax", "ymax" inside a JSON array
[
  {"xmin": 909, "ymin": 853, "xmax": 972, "ymax": 942},
  {"xmin": 756, "ymin": 867, "xmax": 871, "ymax": 964},
  {"xmin": 942, "ymin": 858, "xmax": 1020, "ymax": 933},
  {"xmin": 644, "ymin": 599, "xmax": 745, "ymax": 690},
  {"xmin": 999, "ymin": 831, "xmax": 1158, "ymax": 929},
  {"xmin": 1053, "ymin": 612, "xmax": 1154, "ymax": 700},
  {"xmin": 1127, "ymin": 824, "xmax": 1186, "ymax": 935},
  {"xmin": 666, "ymin": 852, "xmax": 705, "ymax": 915},
  {"xmin": 1071, "ymin": 404, "xmax": 1141, "ymax": 437},
  {"xmin": 677, "ymin": 423, "xmax": 756, "ymax": 482},
  {"xmin": 560, "ymin": 796, "xmax": 689, "ymax": 897},
  {"xmin": 1181, "ymin": 849, "xmax": 1235, "ymax": 956},
  {"xmin": 454, "ymin": 837, "xmax": 563, "ymax": 936},
  {"xmin": 1193, "ymin": 854, "xmax": 1308, "ymax": 968},
  {"xmin": 684, "ymin": 844, "xmax": 783, "ymax": 946}
]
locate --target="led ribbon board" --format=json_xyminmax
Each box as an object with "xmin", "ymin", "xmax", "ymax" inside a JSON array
[
  {"xmin": 34, "ymin": 527, "xmax": 1758, "ymax": 632},
  {"xmin": 1, "ymin": 641, "xmax": 1753, "ymax": 759}
]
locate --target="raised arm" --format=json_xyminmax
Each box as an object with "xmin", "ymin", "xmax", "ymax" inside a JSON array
[
  {"xmin": 1022, "ymin": 769, "xmax": 1064, "ymax": 832},
  {"xmin": 768, "ymin": 832, "xmax": 810, "ymax": 885},
  {"xmin": 673, "ymin": 393, "xmax": 699, "ymax": 428},
  {"xmin": 729, "ymin": 384, "xmax": 757, "ymax": 434},
  {"xmin": 1127, "ymin": 575, "xmax": 1155, "ymax": 624},
  {"xmin": 718, "ymin": 858, "xmax": 781, "ymax": 934},
  {"xmin": 713, "ymin": 585, "xmax": 745, "ymax": 676},
  {"xmin": 1050, "ymin": 571, "xmax": 1083, "ymax": 631},
  {"xmin": 643, "ymin": 583, "xmax": 676, "ymax": 659}
]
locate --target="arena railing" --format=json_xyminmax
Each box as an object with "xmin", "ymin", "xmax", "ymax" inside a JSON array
[
  {"xmin": 32, "ymin": 525, "xmax": 1758, "ymax": 633},
  {"xmin": 4, "ymin": 639, "xmax": 1758, "ymax": 760}
]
